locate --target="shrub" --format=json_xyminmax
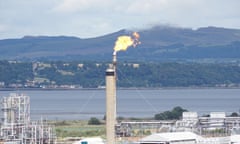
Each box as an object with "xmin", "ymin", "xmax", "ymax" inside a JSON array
[
  {"xmin": 154, "ymin": 106, "xmax": 188, "ymax": 120},
  {"xmin": 88, "ymin": 117, "xmax": 101, "ymax": 125}
]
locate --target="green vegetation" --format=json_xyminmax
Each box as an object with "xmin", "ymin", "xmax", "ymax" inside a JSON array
[
  {"xmin": 0, "ymin": 61, "xmax": 240, "ymax": 88},
  {"xmin": 0, "ymin": 61, "xmax": 33, "ymax": 85},
  {"xmin": 88, "ymin": 117, "xmax": 102, "ymax": 125},
  {"xmin": 230, "ymin": 112, "xmax": 239, "ymax": 117},
  {"xmin": 53, "ymin": 120, "xmax": 105, "ymax": 138},
  {"xmin": 53, "ymin": 106, "xmax": 186, "ymax": 138},
  {"xmin": 154, "ymin": 106, "xmax": 188, "ymax": 120}
]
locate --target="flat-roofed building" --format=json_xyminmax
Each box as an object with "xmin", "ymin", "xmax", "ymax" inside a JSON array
[
  {"xmin": 230, "ymin": 135, "xmax": 240, "ymax": 144},
  {"xmin": 139, "ymin": 132, "xmax": 198, "ymax": 144}
]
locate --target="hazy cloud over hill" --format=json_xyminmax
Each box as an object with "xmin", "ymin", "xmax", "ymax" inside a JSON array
[{"xmin": 0, "ymin": 0, "xmax": 240, "ymax": 39}]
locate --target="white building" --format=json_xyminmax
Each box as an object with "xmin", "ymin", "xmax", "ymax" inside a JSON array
[
  {"xmin": 230, "ymin": 135, "xmax": 240, "ymax": 144},
  {"xmin": 139, "ymin": 132, "xmax": 199, "ymax": 144},
  {"xmin": 138, "ymin": 131, "xmax": 232, "ymax": 144}
]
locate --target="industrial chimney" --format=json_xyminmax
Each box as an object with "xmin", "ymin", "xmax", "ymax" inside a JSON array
[
  {"xmin": 105, "ymin": 52, "xmax": 117, "ymax": 144},
  {"xmin": 105, "ymin": 32, "xmax": 140, "ymax": 143}
]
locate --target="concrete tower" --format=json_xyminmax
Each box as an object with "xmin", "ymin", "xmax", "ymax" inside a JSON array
[{"xmin": 105, "ymin": 52, "xmax": 117, "ymax": 144}]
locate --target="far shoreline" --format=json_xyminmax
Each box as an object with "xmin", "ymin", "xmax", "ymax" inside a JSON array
[{"xmin": 0, "ymin": 86, "xmax": 240, "ymax": 91}]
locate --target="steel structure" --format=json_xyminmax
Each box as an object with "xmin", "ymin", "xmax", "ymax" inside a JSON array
[{"xmin": 0, "ymin": 93, "xmax": 56, "ymax": 144}]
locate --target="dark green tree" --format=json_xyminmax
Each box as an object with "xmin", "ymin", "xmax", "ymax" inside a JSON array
[
  {"xmin": 154, "ymin": 106, "xmax": 188, "ymax": 120},
  {"xmin": 230, "ymin": 112, "xmax": 239, "ymax": 117},
  {"xmin": 88, "ymin": 117, "xmax": 101, "ymax": 125}
]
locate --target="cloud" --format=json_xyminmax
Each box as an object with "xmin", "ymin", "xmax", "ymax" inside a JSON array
[
  {"xmin": 0, "ymin": 24, "xmax": 8, "ymax": 32},
  {"xmin": 126, "ymin": 0, "xmax": 168, "ymax": 14},
  {"xmin": 123, "ymin": 0, "xmax": 240, "ymax": 29},
  {"xmin": 52, "ymin": 0, "xmax": 113, "ymax": 13},
  {"xmin": 0, "ymin": 0, "xmax": 240, "ymax": 39}
]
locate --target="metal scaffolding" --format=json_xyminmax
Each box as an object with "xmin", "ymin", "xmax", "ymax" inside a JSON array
[{"xmin": 0, "ymin": 93, "xmax": 56, "ymax": 144}]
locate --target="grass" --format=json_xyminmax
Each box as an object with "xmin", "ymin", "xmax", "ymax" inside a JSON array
[
  {"xmin": 50, "ymin": 119, "xmax": 153, "ymax": 143},
  {"xmin": 51, "ymin": 120, "xmax": 106, "ymax": 138}
]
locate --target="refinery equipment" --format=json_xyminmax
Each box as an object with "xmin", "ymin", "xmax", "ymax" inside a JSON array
[{"xmin": 0, "ymin": 93, "xmax": 56, "ymax": 144}]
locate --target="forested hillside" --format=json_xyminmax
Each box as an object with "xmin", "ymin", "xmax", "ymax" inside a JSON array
[
  {"xmin": 0, "ymin": 61, "xmax": 240, "ymax": 88},
  {"xmin": 1, "ymin": 26, "xmax": 240, "ymax": 61}
]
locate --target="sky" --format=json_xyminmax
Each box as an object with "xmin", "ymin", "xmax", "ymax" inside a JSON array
[{"xmin": 0, "ymin": 0, "xmax": 240, "ymax": 39}]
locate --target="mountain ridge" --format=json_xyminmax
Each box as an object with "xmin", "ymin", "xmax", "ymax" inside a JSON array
[{"xmin": 1, "ymin": 26, "xmax": 240, "ymax": 61}]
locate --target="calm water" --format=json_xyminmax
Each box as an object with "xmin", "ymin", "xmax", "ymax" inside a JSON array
[{"xmin": 0, "ymin": 88, "xmax": 239, "ymax": 120}]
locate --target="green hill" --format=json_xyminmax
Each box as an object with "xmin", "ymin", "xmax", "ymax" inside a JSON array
[{"xmin": 0, "ymin": 26, "xmax": 240, "ymax": 61}]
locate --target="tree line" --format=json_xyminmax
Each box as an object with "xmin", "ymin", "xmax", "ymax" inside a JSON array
[{"xmin": 0, "ymin": 60, "xmax": 240, "ymax": 88}]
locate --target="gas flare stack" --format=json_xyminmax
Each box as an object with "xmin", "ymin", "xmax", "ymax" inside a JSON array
[
  {"xmin": 105, "ymin": 32, "xmax": 140, "ymax": 144},
  {"xmin": 105, "ymin": 52, "xmax": 117, "ymax": 144}
]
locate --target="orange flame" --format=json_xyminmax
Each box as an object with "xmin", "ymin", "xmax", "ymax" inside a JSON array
[
  {"xmin": 114, "ymin": 32, "xmax": 140, "ymax": 52},
  {"xmin": 133, "ymin": 32, "xmax": 140, "ymax": 39}
]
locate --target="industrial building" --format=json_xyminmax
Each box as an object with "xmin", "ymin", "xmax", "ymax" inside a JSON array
[
  {"xmin": 137, "ymin": 131, "xmax": 233, "ymax": 144},
  {"xmin": 115, "ymin": 111, "xmax": 240, "ymax": 144},
  {"xmin": 230, "ymin": 135, "xmax": 240, "ymax": 144},
  {"xmin": 138, "ymin": 131, "xmax": 199, "ymax": 144},
  {"xmin": 0, "ymin": 93, "xmax": 56, "ymax": 144},
  {"xmin": 176, "ymin": 112, "xmax": 240, "ymax": 136}
]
